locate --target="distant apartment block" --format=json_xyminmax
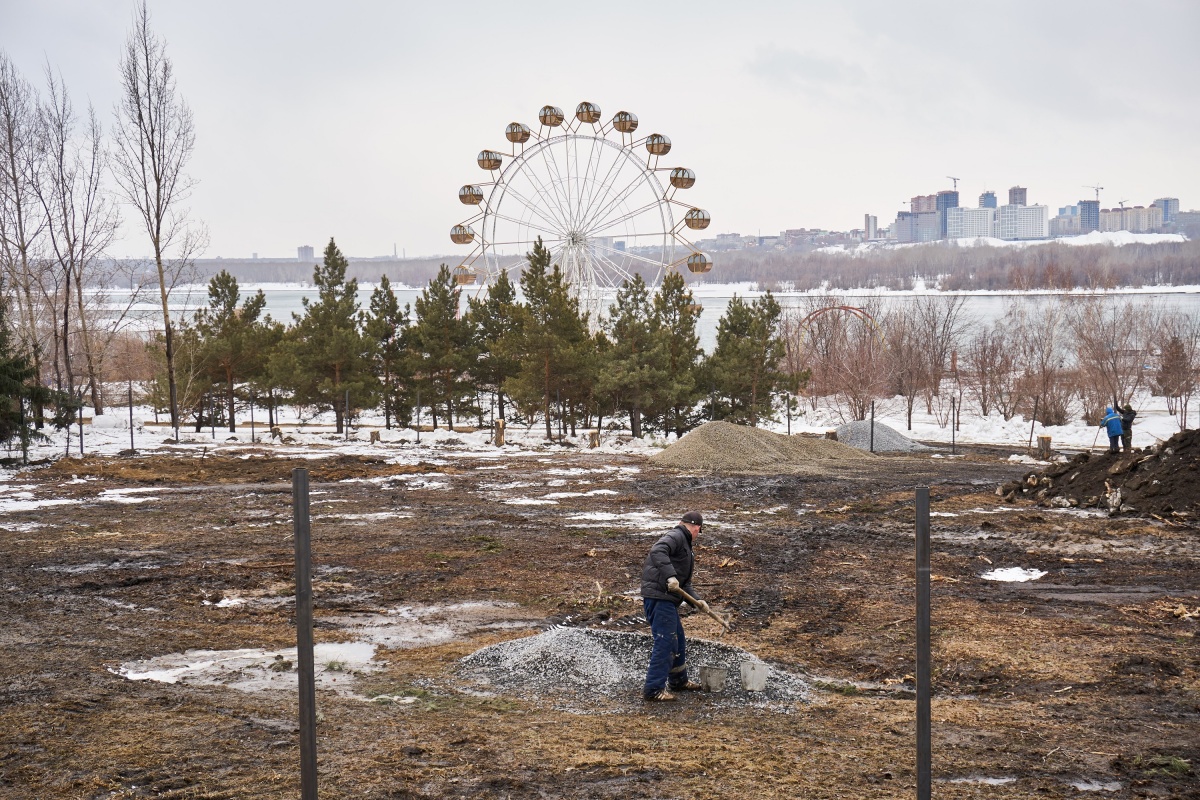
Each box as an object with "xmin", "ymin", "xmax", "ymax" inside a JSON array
[
  {"xmin": 297, "ymin": 245, "xmax": 315, "ymax": 260},
  {"xmin": 1100, "ymin": 205, "xmax": 1163, "ymax": 233},
  {"xmin": 979, "ymin": 191, "xmax": 997, "ymax": 209},
  {"xmin": 1008, "ymin": 186, "xmax": 1027, "ymax": 207},
  {"xmin": 864, "ymin": 214, "xmax": 878, "ymax": 240},
  {"xmin": 894, "ymin": 210, "xmax": 941, "ymax": 243},
  {"xmin": 945, "ymin": 207, "xmax": 995, "ymax": 239},
  {"xmin": 1078, "ymin": 200, "xmax": 1100, "ymax": 233},
  {"xmin": 1154, "ymin": 197, "xmax": 1180, "ymax": 224},
  {"xmin": 996, "ymin": 204, "xmax": 1049, "ymax": 240},
  {"xmin": 910, "ymin": 194, "xmax": 937, "ymax": 213}
]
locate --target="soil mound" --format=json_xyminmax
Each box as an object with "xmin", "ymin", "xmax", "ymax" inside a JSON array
[
  {"xmin": 999, "ymin": 428, "xmax": 1200, "ymax": 520},
  {"xmin": 650, "ymin": 420, "xmax": 873, "ymax": 474},
  {"xmin": 835, "ymin": 420, "xmax": 929, "ymax": 452},
  {"xmin": 458, "ymin": 627, "xmax": 808, "ymax": 708}
]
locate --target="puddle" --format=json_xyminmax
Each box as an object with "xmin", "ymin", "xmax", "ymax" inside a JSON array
[
  {"xmin": 943, "ymin": 776, "xmax": 1017, "ymax": 785},
  {"xmin": 981, "ymin": 567, "xmax": 1047, "ymax": 582},
  {"xmin": 41, "ymin": 560, "xmax": 163, "ymax": 574},
  {"xmin": 113, "ymin": 601, "xmax": 541, "ymax": 696},
  {"xmin": 111, "ymin": 642, "xmax": 377, "ymax": 695},
  {"xmin": 1070, "ymin": 779, "xmax": 1122, "ymax": 792}
]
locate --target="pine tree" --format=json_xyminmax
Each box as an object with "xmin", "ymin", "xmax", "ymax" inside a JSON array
[
  {"xmin": 650, "ymin": 270, "xmax": 705, "ymax": 436},
  {"xmin": 598, "ymin": 274, "xmax": 666, "ymax": 437},
  {"xmin": 193, "ymin": 271, "xmax": 272, "ymax": 431},
  {"xmin": 707, "ymin": 292, "xmax": 787, "ymax": 426},
  {"xmin": 365, "ymin": 275, "xmax": 412, "ymax": 429},
  {"xmin": 282, "ymin": 238, "xmax": 375, "ymax": 432},
  {"xmin": 466, "ymin": 269, "xmax": 522, "ymax": 423},
  {"xmin": 410, "ymin": 265, "xmax": 475, "ymax": 430},
  {"xmin": 503, "ymin": 238, "xmax": 590, "ymax": 439}
]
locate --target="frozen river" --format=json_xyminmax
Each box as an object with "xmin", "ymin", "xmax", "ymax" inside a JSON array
[{"xmin": 98, "ymin": 282, "xmax": 1200, "ymax": 353}]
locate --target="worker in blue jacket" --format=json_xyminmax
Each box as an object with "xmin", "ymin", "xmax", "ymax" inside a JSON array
[{"xmin": 1101, "ymin": 407, "xmax": 1123, "ymax": 454}]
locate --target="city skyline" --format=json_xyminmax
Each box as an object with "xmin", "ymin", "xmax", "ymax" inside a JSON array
[{"xmin": 5, "ymin": 1, "xmax": 1198, "ymax": 260}]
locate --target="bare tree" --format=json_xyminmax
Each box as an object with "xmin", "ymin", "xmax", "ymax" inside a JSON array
[
  {"xmin": 962, "ymin": 324, "xmax": 1022, "ymax": 419},
  {"xmin": 112, "ymin": 3, "xmax": 203, "ymax": 435},
  {"xmin": 37, "ymin": 68, "xmax": 120, "ymax": 413},
  {"xmin": 1008, "ymin": 299, "xmax": 1073, "ymax": 426},
  {"xmin": 1152, "ymin": 311, "xmax": 1200, "ymax": 431},
  {"xmin": 1068, "ymin": 297, "xmax": 1158, "ymax": 419},
  {"xmin": 0, "ymin": 52, "xmax": 51, "ymax": 422},
  {"xmin": 883, "ymin": 305, "xmax": 928, "ymax": 430},
  {"xmin": 912, "ymin": 294, "xmax": 968, "ymax": 411}
]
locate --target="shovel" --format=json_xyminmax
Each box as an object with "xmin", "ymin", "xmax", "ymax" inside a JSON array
[{"xmin": 670, "ymin": 585, "xmax": 732, "ymax": 634}]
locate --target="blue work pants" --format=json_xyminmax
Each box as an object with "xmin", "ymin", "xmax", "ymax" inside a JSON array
[{"xmin": 643, "ymin": 598, "xmax": 688, "ymax": 697}]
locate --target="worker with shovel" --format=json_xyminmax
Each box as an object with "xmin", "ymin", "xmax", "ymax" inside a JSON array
[
  {"xmin": 640, "ymin": 511, "xmax": 710, "ymax": 701},
  {"xmin": 1101, "ymin": 406, "xmax": 1124, "ymax": 454}
]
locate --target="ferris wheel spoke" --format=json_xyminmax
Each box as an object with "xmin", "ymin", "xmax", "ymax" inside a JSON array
[
  {"xmin": 578, "ymin": 151, "xmax": 630, "ymax": 233},
  {"xmin": 579, "ymin": 165, "xmax": 653, "ymax": 233},
  {"xmin": 517, "ymin": 161, "xmax": 573, "ymax": 231},
  {"xmin": 487, "ymin": 209, "xmax": 562, "ymax": 240},
  {"xmin": 538, "ymin": 143, "xmax": 574, "ymax": 226},
  {"xmin": 592, "ymin": 241, "xmax": 670, "ymax": 270},
  {"xmin": 494, "ymin": 184, "xmax": 569, "ymax": 235},
  {"xmin": 576, "ymin": 134, "xmax": 607, "ymax": 229},
  {"xmin": 591, "ymin": 250, "xmax": 641, "ymax": 286},
  {"xmin": 588, "ymin": 198, "xmax": 667, "ymax": 238}
]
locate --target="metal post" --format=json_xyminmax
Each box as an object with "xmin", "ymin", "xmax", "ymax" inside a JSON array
[
  {"xmin": 870, "ymin": 400, "xmax": 875, "ymax": 453},
  {"xmin": 415, "ymin": 390, "xmax": 421, "ymax": 445},
  {"xmin": 786, "ymin": 394, "xmax": 791, "ymax": 435},
  {"xmin": 916, "ymin": 486, "xmax": 931, "ymax": 800},
  {"xmin": 249, "ymin": 393, "xmax": 255, "ymax": 443},
  {"xmin": 78, "ymin": 398, "xmax": 84, "ymax": 456},
  {"xmin": 1028, "ymin": 397, "xmax": 1040, "ymax": 452},
  {"xmin": 292, "ymin": 468, "xmax": 318, "ymax": 800},
  {"xmin": 128, "ymin": 382, "xmax": 135, "ymax": 453},
  {"xmin": 950, "ymin": 398, "xmax": 956, "ymax": 455},
  {"xmin": 344, "ymin": 389, "xmax": 350, "ymax": 441},
  {"xmin": 211, "ymin": 395, "xmax": 216, "ymax": 440}
]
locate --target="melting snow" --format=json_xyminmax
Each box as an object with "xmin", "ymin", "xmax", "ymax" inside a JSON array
[{"xmin": 981, "ymin": 567, "xmax": 1047, "ymax": 582}]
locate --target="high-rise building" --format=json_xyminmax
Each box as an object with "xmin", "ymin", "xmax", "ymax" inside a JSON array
[
  {"xmin": 979, "ymin": 191, "xmax": 997, "ymax": 209},
  {"xmin": 946, "ymin": 207, "xmax": 995, "ymax": 239},
  {"xmin": 1078, "ymin": 200, "xmax": 1100, "ymax": 233},
  {"xmin": 1100, "ymin": 205, "xmax": 1164, "ymax": 233},
  {"xmin": 996, "ymin": 204, "xmax": 1049, "ymax": 240},
  {"xmin": 864, "ymin": 214, "xmax": 878, "ymax": 240},
  {"xmin": 1154, "ymin": 197, "xmax": 1180, "ymax": 224},
  {"xmin": 1008, "ymin": 186, "xmax": 1027, "ymax": 207},
  {"xmin": 936, "ymin": 190, "xmax": 959, "ymax": 237},
  {"xmin": 910, "ymin": 195, "xmax": 937, "ymax": 213},
  {"xmin": 894, "ymin": 211, "xmax": 941, "ymax": 243},
  {"xmin": 298, "ymin": 245, "xmax": 315, "ymax": 260}
]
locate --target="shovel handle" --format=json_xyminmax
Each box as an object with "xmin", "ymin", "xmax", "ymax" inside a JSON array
[{"xmin": 670, "ymin": 585, "xmax": 731, "ymax": 632}]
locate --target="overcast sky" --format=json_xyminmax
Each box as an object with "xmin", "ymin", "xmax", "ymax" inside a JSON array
[{"xmin": 5, "ymin": 0, "xmax": 1198, "ymax": 260}]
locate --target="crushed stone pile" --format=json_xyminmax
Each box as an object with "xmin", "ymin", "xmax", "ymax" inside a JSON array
[
  {"xmin": 999, "ymin": 427, "xmax": 1200, "ymax": 519},
  {"xmin": 834, "ymin": 420, "xmax": 929, "ymax": 452},
  {"xmin": 458, "ymin": 627, "xmax": 808, "ymax": 709},
  {"xmin": 650, "ymin": 420, "xmax": 873, "ymax": 474}
]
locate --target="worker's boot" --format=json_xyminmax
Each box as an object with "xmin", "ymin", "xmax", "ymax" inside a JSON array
[
  {"xmin": 671, "ymin": 680, "xmax": 703, "ymax": 691},
  {"xmin": 644, "ymin": 688, "xmax": 676, "ymax": 702}
]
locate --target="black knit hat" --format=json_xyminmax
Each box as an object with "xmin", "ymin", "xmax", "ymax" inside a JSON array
[{"xmin": 681, "ymin": 511, "xmax": 703, "ymax": 526}]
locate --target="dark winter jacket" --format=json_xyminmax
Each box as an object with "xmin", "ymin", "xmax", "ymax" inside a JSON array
[
  {"xmin": 1120, "ymin": 406, "xmax": 1137, "ymax": 433},
  {"xmin": 1102, "ymin": 407, "xmax": 1123, "ymax": 437},
  {"xmin": 640, "ymin": 524, "xmax": 701, "ymax": 606}
]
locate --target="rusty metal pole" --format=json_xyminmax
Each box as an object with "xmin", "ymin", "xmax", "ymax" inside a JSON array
[
  {"xmin": 292, "ymin": 468, "xmax": 318, "ymax": 799},
  {"xmin": 128, "ymin": 382, "xmax": 135, "ymax": 453},
  {"xmin": 916, "ymin": 486, "xmax": 931, "ymax": 800},
  {"xmin": 870, "ymin": 400, "xmax": 875, "ymax": 453}
]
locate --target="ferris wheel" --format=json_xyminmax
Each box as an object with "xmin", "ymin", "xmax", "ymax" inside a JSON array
[{"xmin": 450, "ymin": 101, "xmax": 712, "ymax": 318}]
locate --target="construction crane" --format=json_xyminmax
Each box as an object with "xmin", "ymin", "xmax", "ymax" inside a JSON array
[
  {"xmin": 1084, "ymin": 184, "xmax": 1104, "ymax": 202},
  {"xmin": 1117, "ymin": 199, "xmax": 1129, "ymax": 209},
  {"xmin": 946, "ymin": 176, "xmax": 960, "ymax": 191}
]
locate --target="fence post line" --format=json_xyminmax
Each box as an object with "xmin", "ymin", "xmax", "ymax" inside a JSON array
[
  {"xmin": 292, "ymin": 468, "xmax": 318, "ymax": 800},
  {"xmin": 128, "ymin": 382, "xmax": 135, "ymax": 453},
  {"xmin": 916, "ymin": 486, "xmax": 932, "ymax": 800},
  {"xmin": 870, "ymin": 400, "xmax": 875, "ymax": 453}
]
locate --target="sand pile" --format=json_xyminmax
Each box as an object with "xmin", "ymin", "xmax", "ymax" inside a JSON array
[
  {"xmin": 457, "ymin": 627, "xmax": 808, "ymax": 708},
  {"xmin": 1000, "ymin": 428, "xmax": 1200, "ymax": 519},
  {"xmin": 835, "ymin": 420, "xmax": 929, "ymax": 452},
  {"xmin": 650, "ymin": 420, "xmax": 872, "ymax": 474}
]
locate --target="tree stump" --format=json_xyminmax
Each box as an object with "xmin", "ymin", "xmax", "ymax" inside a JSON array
[
  {"xmin": 824, "ymin": 430, "xmax": 838, "ymax": 441},
  {"xmin": 494, "ymin": 419, "xmax": 506, "ymax": 447},
  {"xmin": 589, "ymin": 430, "xmax": 600, "ymax": 448},
  {"xmin": 1037, "ymin": 435, "xmax": 1052, "ymax": 461}
]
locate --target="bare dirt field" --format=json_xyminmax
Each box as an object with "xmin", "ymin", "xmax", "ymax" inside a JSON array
[{"xmin": 0, "ymin": 437, "xmax": 1196, "ymax": 799}]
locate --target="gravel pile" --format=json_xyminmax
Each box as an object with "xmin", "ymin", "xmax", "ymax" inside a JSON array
[
  {"xmin": 834, "ymin": 420, "xmax": 929, "ymax": 452},
  {"xmin": 650, "ymin": 420, "xmax": 872, "ymax": 474},
  {"xmin": 458, "ymin": 627, "xmax": 809, "ymax": 709}
]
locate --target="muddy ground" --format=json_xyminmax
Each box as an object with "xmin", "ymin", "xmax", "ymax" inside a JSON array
[{"xmin": 0, "ymin": 442, "xmax": 1196, "ymax": 799}]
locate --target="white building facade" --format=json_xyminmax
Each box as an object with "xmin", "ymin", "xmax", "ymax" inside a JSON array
[
  {"xmin": 996, "ymin": 204, "xmax": 1049, "ymax": 240},
  {"xmin": 945, "ymin": 206, "xmax": 996, "ymax": 239}
]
